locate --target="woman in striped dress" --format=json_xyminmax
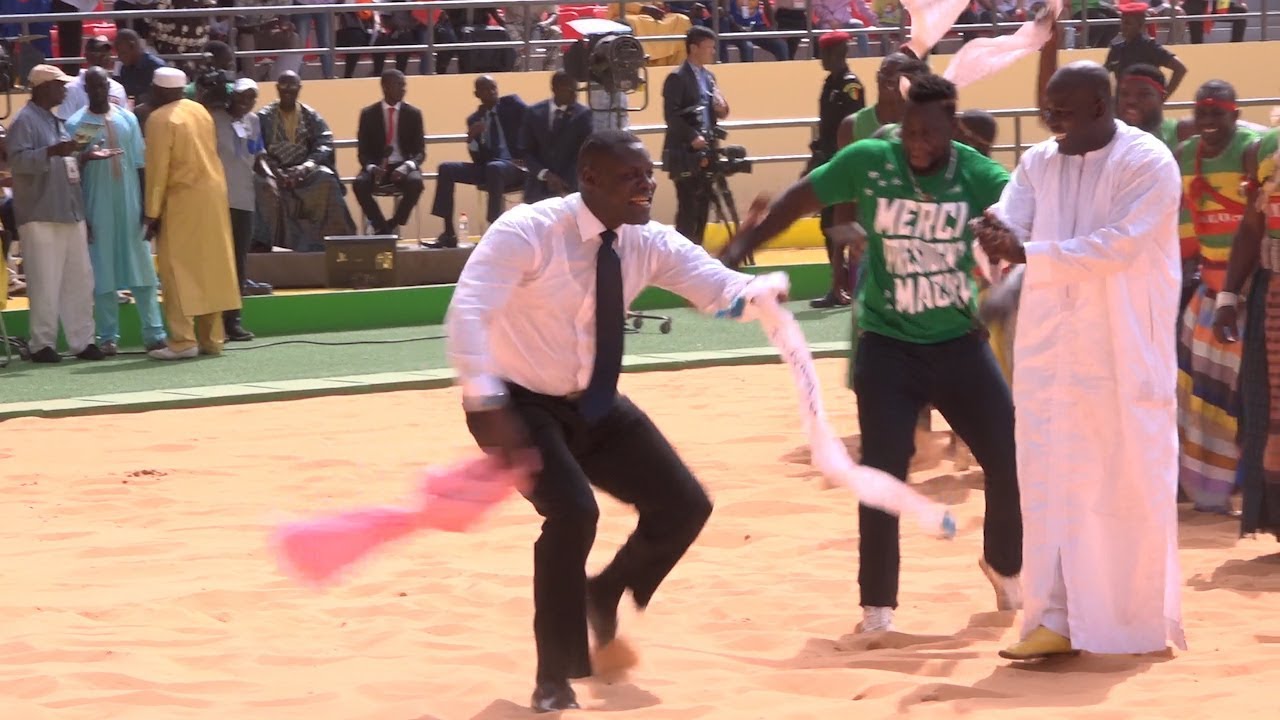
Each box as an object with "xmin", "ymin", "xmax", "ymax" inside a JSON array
[
  {"xmin": 1215, "ymin": 128, "xmax": 1280, "ymax": 538},
  {"xmin": 1174, "ymin": 81, "xmax": 1258, "ymax": 513}
]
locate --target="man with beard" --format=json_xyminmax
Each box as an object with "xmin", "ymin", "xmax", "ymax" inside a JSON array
[
  {"xmin": 974, "ymin": 60, "xmax": 1185, "ymax": 660},
  {"xmin": 1117, "ymin": 65, "xmax": 1269, "ymax": 151},
  {"xmin": 1173, "ymin": 80, "xmax": 1258, "ymax": 513},
  {"xmin": 721, "ymin": 74, "xmax": 1023, "ymax": 635}
]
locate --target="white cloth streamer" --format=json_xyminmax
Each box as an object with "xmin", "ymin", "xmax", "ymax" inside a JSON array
[
  {"xmin": 942, "ymin": 1, "xmax": 1062, "ymax": 88},
  {"xmin": 733, "ymin": 274, "xmax": 956, "ymax": 538},
  {"xmin": 901, "ymin": 0, "xmax": 975, "ymax": 60}
]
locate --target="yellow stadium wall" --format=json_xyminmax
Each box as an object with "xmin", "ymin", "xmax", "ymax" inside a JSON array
[{"xmin": 9, "ymin": 41, "xmax": 1277, "ymax": 241}]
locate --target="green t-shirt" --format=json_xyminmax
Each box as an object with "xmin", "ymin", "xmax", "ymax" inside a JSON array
[
  {"xmin": 850, "ymin": 105, "xmax": 884, "ymax": 144},
  {"xmin": 808, "ymin": 137, "xmax": 1010, "ymax": 344}
]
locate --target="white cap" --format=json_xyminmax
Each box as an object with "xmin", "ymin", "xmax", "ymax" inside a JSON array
[
  {"xmin": 233, "ymin": 78, "xmax": 258, "ymax": 93},
  {"xmin": 152, "ymin": 67, "xmax": 188, "ymax": 89},
  {"xmin": 28, "ymin": 64, "xmax": 72, "ymax": 88}
]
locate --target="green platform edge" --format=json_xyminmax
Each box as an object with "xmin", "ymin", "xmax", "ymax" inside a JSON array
[
  {"xmin": 0, "ymin": 262, "xmax": 830, "ymax": 347},
  {"xmin": 0, "ymin": 263, "xmax": 843, "ymax": 421}
]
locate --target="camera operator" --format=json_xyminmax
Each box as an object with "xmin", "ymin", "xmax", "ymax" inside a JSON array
[{"xmin": 662, "ymin": 26, "xmax": 729, "ymax": 245}]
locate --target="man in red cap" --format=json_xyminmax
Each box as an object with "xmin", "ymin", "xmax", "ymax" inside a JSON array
[
  {"xmin": 1104, "ymin": 3, "xmax": 1187, "ymax": 97},
  {"xmin": 808, "ymin": 31, "xmax": 865, "ymax": 308}
]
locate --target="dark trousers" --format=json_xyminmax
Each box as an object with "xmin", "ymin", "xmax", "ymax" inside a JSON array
[
  {"xmin": 1185, "ymin": 0, "xmax": 1248, "ymax": 43},
  {"xmin": 52, "ymin": 0, "xmax": 82, "ymax": 60},
  {"xmin": 353, "ymin": 168, "xmax": 424, "ymax": 232},
  {"xmin": 467, "ymin": 386, "xmax": 713, "ymax": 684},
  {"xmin": 774, "ymin": 8, "xmax": 808, "ymax": 60},
  {"xmin": 852, "ymin": 331, "xmax": 1022, "ymax": 608},
  {"xmin": 673, "ymin": 176, "xmax": 710, "ymax": 245},
  {"xmin": 431, "ymin": 160, "xmax": 526, "ymax": 233},
  {"xmin": 1074, "ymin": 7, "xmax": 1121, "ymax": 48},
  {"xmin": 223, "ymin": 208, "xmax": 253, "ymax": 329},
  {"xmin": 1, "ymin": 196, "xmax": 15, "ymax": 259}
]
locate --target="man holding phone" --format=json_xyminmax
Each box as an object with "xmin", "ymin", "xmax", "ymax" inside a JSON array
[{"xmin": 7, "ymin": 64, "xmax": 116, "ymax": 363}]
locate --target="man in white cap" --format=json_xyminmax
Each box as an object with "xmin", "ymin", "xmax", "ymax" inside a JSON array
[
  {"xmin": 58, "ymin": 35, "xmax": 129, "ymax": 121},
  {"xmin": 143, "ymin": 66, "xmax": 241, "ymax": 361},
  {"xmin": 209, "ymin": 77, "xmax": 264, "ymax": 342},
  {"xmin": 7, "ymin": 64, "xmax": 115, "ymax": 363}
]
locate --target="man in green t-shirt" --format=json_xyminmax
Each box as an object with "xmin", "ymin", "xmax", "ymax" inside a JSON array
[{"xmin": 721, "ymin": 74, "xmax": 1022, "ymax": 634}]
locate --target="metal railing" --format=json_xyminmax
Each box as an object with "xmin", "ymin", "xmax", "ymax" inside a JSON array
[
  {"xmin": 322, "ymin": 98, "xmax": 1278, "ymax": 186},
  {"xmin": 0, "ymin": 0, "xmax": 1274, "ymax": 77}
]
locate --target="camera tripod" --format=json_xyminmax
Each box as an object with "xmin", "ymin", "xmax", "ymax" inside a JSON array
[{"xmin": 700, "ymin": 170, "xmax": 754, "ymax": 267}]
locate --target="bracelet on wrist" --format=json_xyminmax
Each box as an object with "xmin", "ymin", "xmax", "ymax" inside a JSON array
[{"xmin": 1215, "ymin": 291, "xmax": 1240, "ymax": 311}]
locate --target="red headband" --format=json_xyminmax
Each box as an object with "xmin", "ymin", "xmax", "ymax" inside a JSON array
[
  {"xmin": 1121, "ymin": 75, "xmax": 1165, "ymax": 96},
  {"xmin": 1197, "ymin": 97, "xmax": 1238, "ymax": 111}
]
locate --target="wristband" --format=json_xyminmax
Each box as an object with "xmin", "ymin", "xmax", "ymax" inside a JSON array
[{"xmin": 1215, "ymin": 292, "xmax": 1239, "ymax": 312}]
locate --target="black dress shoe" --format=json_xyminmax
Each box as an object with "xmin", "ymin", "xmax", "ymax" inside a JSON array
[
  {"xmin": 809, "ymin": 290, "xmax": 851, "ymax": 309},
  {"xmin": 421, "ymin": 232, "xmax": 457, "ymax": 249},
  {"xmin": 586, "ymin": 576, "xmax": 622, "ymax": 647},
  {"xmin": 530, "ymin": 681, "xmax": 579, "ymax": 713},
  {"xmin": 30, "ymin": 346, "xmax": 61, "ymax": 363},
  {"xmin": 76, "ymin": 343, "xmax": 106, "ymax": 361},
  {"xmin": 225, "ymin": 325, "xmax": 255, "ymax": 342}
]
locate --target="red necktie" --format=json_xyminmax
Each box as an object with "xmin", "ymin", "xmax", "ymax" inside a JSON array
[{"xmin": 386, "ymin": 105, "xmax": 396, "ymax": 149}]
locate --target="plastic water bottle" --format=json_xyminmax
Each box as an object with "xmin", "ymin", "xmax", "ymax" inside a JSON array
[{"xmin": 457, "ymin": 212, "xmax": 469, "ymax": 242}]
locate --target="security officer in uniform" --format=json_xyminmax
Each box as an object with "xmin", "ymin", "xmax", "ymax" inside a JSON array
[{"xmin": 809, "ymin": 31, "xmax": 864, "ymax": 308}]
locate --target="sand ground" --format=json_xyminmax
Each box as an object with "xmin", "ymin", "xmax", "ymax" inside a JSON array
[{"xmin": 2, "ymin": 359, "xmax": 1278, "ymax": 719}]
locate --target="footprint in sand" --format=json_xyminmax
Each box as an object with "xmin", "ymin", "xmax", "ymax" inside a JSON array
[{"xmin": 899, "ymin": 682, "xmax": 1011, "ymax": 707}]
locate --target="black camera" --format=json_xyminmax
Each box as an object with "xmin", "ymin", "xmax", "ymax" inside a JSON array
[
  {"xmin": 195, "ymin": 67, "xmax": 232, "ymax": 107},
  {"xmin": 698, "ymin": 128, "xmax": 752, "ymax": 179}
]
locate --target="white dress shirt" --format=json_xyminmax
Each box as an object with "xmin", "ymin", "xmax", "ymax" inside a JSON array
[
  {"xmin": 382, "ymin": 100, "xmax": 404, "ymax": 165},
  {"xmin": 58, "ymin": 71, "xmax": 129, "ymax": 121},
  {"xmin": 446, "ymin": 193, "xmax": 756, "ymax": 401}
]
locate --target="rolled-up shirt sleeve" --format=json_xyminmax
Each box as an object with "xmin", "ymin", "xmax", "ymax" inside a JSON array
[
  {"xmin": 646, "ymin": 227, "xmax": 755, "ymax": 313},
  {"xmin": 444, "ymin": 216, "xmax": 538, "ymax": 401}
]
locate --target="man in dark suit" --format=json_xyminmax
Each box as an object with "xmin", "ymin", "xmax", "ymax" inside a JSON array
[
  {"xmin": 661, "ymin": 26, "xmax": 729, "ymax": 246},
  {"xmin": 520, "ymin": 70, "xmax": 592, "ymax": 204},
  {"xmin": 352, "ymin": 69, "xmax": 426, "ymax": 236},
  {"xmin": 427, "ymin": 75, "xmax": 527, "ymax": 248}
]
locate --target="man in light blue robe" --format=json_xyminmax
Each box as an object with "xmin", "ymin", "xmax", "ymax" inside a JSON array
[{"xmin": 66, "ymin": 67, "xmax": 166, "ymax": 353}]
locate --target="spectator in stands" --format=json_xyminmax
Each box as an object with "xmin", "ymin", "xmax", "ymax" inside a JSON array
[
  {"xmin": 612, "ymin": 3, "xmax": 695, "ymax": 67},
  {"xmin": 368, "ymin": 0, "xmax": 427, "ymax": 76},
  {"xmin": 9, "ymin": 65, "xmax": 105, "ymax": 363},
  {"xmin": 253, "ymin": 71, "xmax": 353, "ymax": 251},
  {"xmin": 336, "ymin": 0, "xmax": 376, "ymax": 78},
  {"xmin": 520, "ymin": 70, "xmax": 592, "ymax": 204},
  {"xmin": 956, "ymin": 0, "xmax": 1026, "ymax": 44},
  {"xmin": 1149, "ymin": 0, "xmax": 1187, "ymax": 44},
  {"xmin": 51, "ymin": 0, "xmax": 94, "ymax": 61},
  {"xmin": 353, "ymin": 69, "xmax": 426, "ymax": 236},
  {"xmin": 234, "ymin": 0, "xmax": 304, "ymax": 80},
  {"xmin": 714, "ymin": 0, "xmax": 789, "ymax": 62},
  {"xmin": 1105, "ymin": 3, "xmax": 1186, "ymax": 95},
  {"xmin": 663, "ymin": 25, "xmax": 728, "ymax": 245},
  {"xmin": 66, "ymin": 68, "xmax": 167, "ymax": 356},
  {"xmin": 211, "ymin": 78, "xmax": 266, "ymax": 342},
  {"xmin": 143, "ymin": 67, "xmax": 241, "ymax": 360},
  {"xmin": 771, "ymin": 0, "xmax": 809, "ymax": 60},
  {"xmin": 427, "ymin": 75, "xmax": 526, "ymax": 248},
  {"xmin": 1071, "ymin": 0, "xmax": 1121, "ymax": 48},
  {"xmin": 59, "ymin": 35, "xmax": 129, "ymax": 120},
  {"xmin": 1185, "ymin": 0, "xmax": 1247, "ymax": 44},
  {"xmin": 436, "ymin": 6, "xmax": 505, "ymax": 73},
  {"xmin": 152, "ymin": 0, "xmax": 218, "ymax": 75},
  {"xmin": 115, "ymin": 0, "xmax": 160, "ymax": 39},
  {"xmin": 504, "ymin": 2, "xmax": 562, "ymax": 71},
  {"xmin": 815, "ymin": 0, "xmax": 872, "ymax": 56},
  {"xmin": 293, "ymin": 0, "xmax": 337, "ymax": 78},
  {"xmin": 114, "ymin": 29, "xmax": 169, "ymax": 108}
]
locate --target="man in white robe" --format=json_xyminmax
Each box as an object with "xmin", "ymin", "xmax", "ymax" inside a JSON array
[{"xmin": 975, "ymin": 61, "xmax": 1187, "ymax": 659}]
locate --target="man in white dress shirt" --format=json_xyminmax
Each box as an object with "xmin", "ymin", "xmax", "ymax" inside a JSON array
[
  {"xmin": 446, "ymin": 129, "xmax": 776, "ymax": 713},
  {"xmin": 974, "ymin": 61, "xmax": 1186, "ymax": 660},
  {"xmin": 58, "ymin": 35, "xmax": 129, "ymax": 121}
]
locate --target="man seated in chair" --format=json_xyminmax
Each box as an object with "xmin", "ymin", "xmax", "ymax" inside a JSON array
[
  {"xmin": 426, "ymin": 76, "xmax": 526, "ymax": 248},
  {"xmin": 520, "ymin": 70, "xmax": 592, "ymax": 204},
  {"xmin": 353, "ymin": 69, "xmax": 426, "ymax": 236}
]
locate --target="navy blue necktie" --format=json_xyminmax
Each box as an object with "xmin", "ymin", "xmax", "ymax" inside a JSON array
[{"xmin": 580, "ymin": 229, "xmax": 623, "ymax": 422}]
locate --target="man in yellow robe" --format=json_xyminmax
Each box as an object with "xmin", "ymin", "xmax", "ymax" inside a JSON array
[{"xmin": 144, "ymin": 67, "xmax": 241, "ymax": 361}]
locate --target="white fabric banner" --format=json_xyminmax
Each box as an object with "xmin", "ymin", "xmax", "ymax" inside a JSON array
[{"xmin": 942, "ymin": 1, "xmax": 1062, "ymax": 88}]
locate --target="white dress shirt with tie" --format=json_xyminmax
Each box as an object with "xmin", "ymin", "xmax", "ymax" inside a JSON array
[
  {"xmin": 381, "ymin": 100, "xmax": 408, "ymax": 167},
  {"xmin": 446, "ymin": 193, "xmax": 758, "ymax": 402}
]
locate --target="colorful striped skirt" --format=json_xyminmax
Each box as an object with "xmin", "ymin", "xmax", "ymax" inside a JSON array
[
  {"xmin": 1177, "ymin": 284, "xmax": 1246, "ymax": 511},
  {"xmin": 1238, "ymin": 269, "xmax": 1280, "ymax": 538}
]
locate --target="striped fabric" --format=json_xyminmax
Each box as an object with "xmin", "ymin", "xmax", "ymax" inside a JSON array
[
  {"xmin": 1178, "ymin": 131, "xmax": 1256, "ymax": 291},
  {"xmin": 1177, "ymin": 285, "xmax": 1245, "ymax": 511}
]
